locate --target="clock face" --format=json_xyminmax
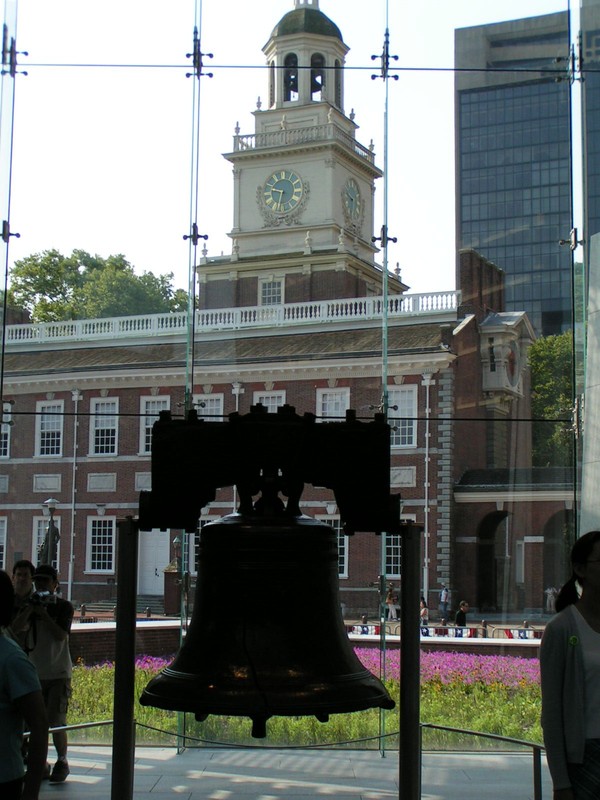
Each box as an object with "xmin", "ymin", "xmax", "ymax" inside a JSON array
[
  {"xmin": 343, "ymin": 178, "xmax": 362, "ymax": 220},
  {"xmin": 263, "ymin": 170, "xmax": 304, "ymax": 215}
]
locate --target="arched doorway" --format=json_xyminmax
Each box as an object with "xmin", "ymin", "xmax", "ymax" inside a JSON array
[{"xmin": 476, "ymin": 511, "xmax": 508, "ymax": 612}]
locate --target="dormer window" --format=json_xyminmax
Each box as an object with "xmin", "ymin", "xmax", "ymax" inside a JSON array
[
  {"xmin": 311, "ymin": 53, "xmax": 326, "ymax": 101},
  {"xmin": 284, "ymin": 53, "xmax": 299, "ymax": 101}
]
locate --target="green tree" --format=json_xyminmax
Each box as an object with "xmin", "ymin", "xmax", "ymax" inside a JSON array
[
  {"xmin": 528, "ymin": 331, "xmax": 574, "ymax": 467},
  {"xmin": 7, "ymin": 249, "xmax": 188, "ymax": 321}
]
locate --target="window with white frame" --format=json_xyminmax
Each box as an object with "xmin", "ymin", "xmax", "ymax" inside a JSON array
[
  {"xmin": 388, "ymin": 386, "xmax": 417, "ymax": 447},
  {"xmin": 320, "ymin": 517, "xmax": 347, "ymax": 578},
  {"xmin": 140, "ymin": 396, "xmax": 170, "ymax": 454},
  {"xmin": 86, "ymin": 517, "xmax": 116, "ymax": 573},
  {"xmin": 316, "ymin": 388, "xmax": 350, "ymax": 420},
  {"xmin": 189, "ymin": 518, "xmax": 214, "ymax": 575},
  {"xmin": 36, "ymin": 400, "xmax": 64, "ymax": 456},
  {"xmin": 90, "ymin": 398, "xmax": 118, "ymax": 455},
  {"xmin": 0, "ymin": 517, "xmax": 6, "ymax": 569},
  {"xmin": 384, "ymin": 514, "xmax": 416, "ymax": 578},
  {"xmin": 33, "ymin": 516, "xmax": 61, "ymax": 570},
  {"xmin": 384, "ymin": 532, "xmax": 401, "ymax": 579},
  {"xmin": 259, "ymin": 277, "xmax": 284, "ymax": 306},
  {"xmin": 194, "ymin": 394, "xmax": 224, "ymax": 421},
  {"xmin": 253, "ymin": 391, "xmax": 286, "ymax": 413},
  {"xmin": 187, "ymin": 530, "xmax": 199, "ymax": 576},
  {"xmin": 0, "ymin": 402, "xmax": 11, "ymax": 458}
]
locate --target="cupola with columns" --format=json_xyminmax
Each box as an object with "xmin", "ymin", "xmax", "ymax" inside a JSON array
[{"xmin": 197, "ymin": 0, "xmax": 405, "ymax": 312}]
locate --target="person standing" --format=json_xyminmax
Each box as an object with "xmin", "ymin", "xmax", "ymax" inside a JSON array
[
  {"xmin": 541, "ymin": 530, "xmax": 600, "ymax": 799},
  {"xmin": 11, "ymin": 560, "xmax": 35, "ymax": 611},
  {"xmin": 439, "ymin": 584, "xmax": 449, "ymax": 617},
  {"xmin": 0, "ymin": 569, "xmax": 48, "ymax": 800},
  {"xmin": 420, "ymin": 597, "xmax": 429, "ymax": 626},
  {"xmin": 385, "ymin": 585, "xmax": 397, "ymax": 621},
  {"xmin": 18, "ymin": 565, "xmax": 73, "ymax": 784},
  {"xmin": 454, "ymin": 600, "xmax": 469, "ymax": 627}
]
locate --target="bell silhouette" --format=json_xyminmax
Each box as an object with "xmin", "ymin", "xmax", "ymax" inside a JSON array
[{"xmin": 140, "ymin": 511, "xmax": 395, "ymax": 738}]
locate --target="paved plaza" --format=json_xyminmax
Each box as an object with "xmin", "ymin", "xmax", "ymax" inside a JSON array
[{"xmin": 37, "ymin": 746, "xmax": 553, "ymax": 799}]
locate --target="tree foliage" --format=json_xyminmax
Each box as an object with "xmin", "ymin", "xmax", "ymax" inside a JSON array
[
  {"xmin": 528, "ymin": 331, "xmax": 574, "ymax": 467},
  {"xmin": 7, "ymin": 249, "xmax": 188, "ymax": 321}
]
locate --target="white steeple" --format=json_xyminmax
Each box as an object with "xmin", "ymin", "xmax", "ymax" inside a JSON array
[{"xmin": 295, "ymin": 0, "xmax": 320, "ymax": 7}]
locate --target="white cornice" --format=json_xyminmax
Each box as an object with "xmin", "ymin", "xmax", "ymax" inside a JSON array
[{"xmin": 4, "ymin": 352, "xmax": 455, "ymax": 394}]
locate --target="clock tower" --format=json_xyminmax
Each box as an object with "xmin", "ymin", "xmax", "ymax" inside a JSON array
[{"xmin": 199, "ymin": 0, "xmax": 404, "ymax": 310}]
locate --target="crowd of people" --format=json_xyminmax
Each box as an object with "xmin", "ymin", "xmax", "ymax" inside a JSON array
[{"xmin": 0, "ymin": 560, "xmax": 73, "ymax": 798}]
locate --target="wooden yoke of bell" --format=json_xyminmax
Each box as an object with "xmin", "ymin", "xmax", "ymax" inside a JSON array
[{"xmin": 138, "ymin": 403, "xmax": 401, "ymax": 534}]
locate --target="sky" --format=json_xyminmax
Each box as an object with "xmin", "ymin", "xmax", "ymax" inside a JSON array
[{"xmin": 5, "ymin": 0, "xmax": 570, "ymax": 298}]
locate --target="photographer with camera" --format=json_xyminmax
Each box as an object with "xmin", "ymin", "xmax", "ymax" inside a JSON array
[{"xmin": 12, "ymin": 565, "xmax": 73, "ymax": 784}]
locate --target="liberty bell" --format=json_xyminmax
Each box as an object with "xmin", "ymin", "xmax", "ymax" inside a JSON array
[{"xmin": 138, "ymin": 404, "xmax": 399, "ymax": 738}]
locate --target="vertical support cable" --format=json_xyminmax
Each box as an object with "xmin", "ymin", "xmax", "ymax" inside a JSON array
[
  {"xmin": 183, "ymin": 0, "xmax": 212, "ymax": 415},
  {"xmin": 0, "ymin": 0, "xmax": 23, "ymax": 412},
  {"xmin": 371, "ymin": 20, "xmax": 398, "ymax": 416},
  {"xmin": 371, "ymin": 0, "xmax": 400, "ymax": 769},
  {"xmin": 422, "ymin": 376, "xmax": 431, "ymax": 600},
  {"xmin": 67, "ymin": 389, "xmax": 81, "ymax": 602},
  {"xmin": 378, "ymin": 536, "xmax": 387, "ymax": 758}
]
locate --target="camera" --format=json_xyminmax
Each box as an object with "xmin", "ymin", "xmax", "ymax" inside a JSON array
[{"xmin": 28, "ymin": 590, "xmax": 57, "ymax": 606}]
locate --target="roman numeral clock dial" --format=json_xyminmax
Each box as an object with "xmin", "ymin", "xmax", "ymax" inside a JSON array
[{"xmin": 263, "ymin": 170, "xmax": 304, "ymax": 215}]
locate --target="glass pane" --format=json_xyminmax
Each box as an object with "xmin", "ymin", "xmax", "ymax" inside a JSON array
[{"xmin": 1, "ymin": 1, "xmax": 586, "ymax": 764}]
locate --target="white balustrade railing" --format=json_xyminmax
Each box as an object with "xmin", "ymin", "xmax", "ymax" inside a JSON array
[
  {"xmin": 233, "ymin": 123, "xmax": 375, "ymax": 164},
  {"xmin": 5, "ymin": 291, "xmax": 460, "ymax": 346}
]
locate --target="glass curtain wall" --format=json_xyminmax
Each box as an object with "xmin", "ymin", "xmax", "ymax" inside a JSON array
[{"xmin": 0, "ymin": 0, "xmax": 585, "ymax": 752}]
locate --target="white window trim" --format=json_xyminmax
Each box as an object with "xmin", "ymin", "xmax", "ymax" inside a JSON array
[
  {"xmin": 316, "ymin": 387, "xmax": 350, "ymax": 420},
  {"xmin": 35, "ymin": 399, "xmax": 64, "ymax": 457},
  {"xmin": 193, "ymin": 393, "xmax": 224, "ymax": 422},
  {"xmin": 139, "ymin": 395, "xmax": 171, "ymax": 455},
  {"xmin": 89, "ymin": 397, "xmax": 119, "ymax": 456},
  {"xmin": 317, "ymin": 515, "xmax": 348, "ymax": 579},
  {"xmin": 388, "ymin": 386, "xmax": 418, "ymax": 449},
  {"xmin": 258, "ymin": 275, "xmax": 285, "ymax": 306},
  {"xmin": 252, "ymin": 390, "xmax": 286, "ymax": 412},
  {"xmin": 85, "ymin": 515, "xmax": 116, "ymax": 574}
]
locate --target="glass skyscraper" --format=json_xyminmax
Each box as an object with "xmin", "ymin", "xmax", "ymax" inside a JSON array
[{"xmin": 455, "ymin": 13, "xmax": 572, "ymax": 336}]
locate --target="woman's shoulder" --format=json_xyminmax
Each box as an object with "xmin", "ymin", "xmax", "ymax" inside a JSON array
[{"xmin": 543, "ymin": 605, "xmax": 577, "ymax": 636}]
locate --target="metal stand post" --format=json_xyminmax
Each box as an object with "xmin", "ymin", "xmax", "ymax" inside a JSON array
[
  {"xmin": 399, "ymin": 521, "xmax": 423, "ymax": 800},
  {"xmin": 111, "ymin": 518, "xmax": 139, "ymax": 800}
]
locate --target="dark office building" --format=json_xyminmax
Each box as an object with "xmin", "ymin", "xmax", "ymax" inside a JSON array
[
  {"xmin": 582, "ymin": 0, "xmax": 600, "ymax": 259},
  {"xmin": 455, "ymin": 13, "xmax": 572, "ymax": 336}
]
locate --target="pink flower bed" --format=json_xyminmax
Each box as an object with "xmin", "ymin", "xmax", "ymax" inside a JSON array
[{"xmin": 355, "ymin": 648, "xmax": 540, "ymax": 687}]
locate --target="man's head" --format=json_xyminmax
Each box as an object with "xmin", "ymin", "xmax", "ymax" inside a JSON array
[
  {"xmin": 12, "ymin": 559, "xmax": 35, "ymax": 598},
  {"xmin": 33, "ymin": 564, "xmax": 58, "ymax": 594},
  {"xmin": 0, "ymin": 569, "xmax": 15, "ymax": 626}
]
